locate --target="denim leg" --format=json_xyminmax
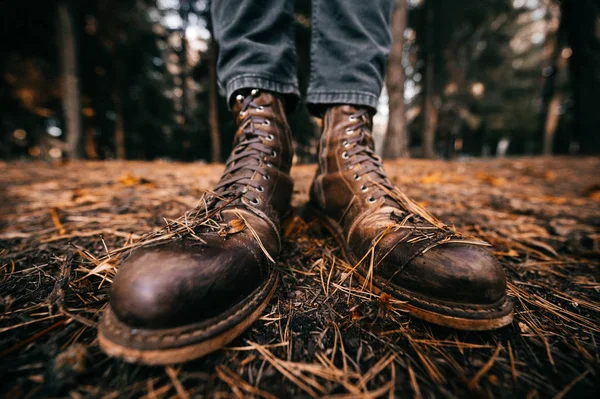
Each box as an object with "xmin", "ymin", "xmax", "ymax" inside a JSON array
[
  {"xmin": 306, "ymin": 0, "xmax": 395, "ymax": 110},
  {"xmin": 211, "ymin": 0, "xmax": 300, "ymax": 105}
]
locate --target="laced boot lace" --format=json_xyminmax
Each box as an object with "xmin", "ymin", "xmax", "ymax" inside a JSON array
[
  {"xmin": 210, "ymin": 90, "xmax": 276, "ymax": 208},
  {"xmin": 341, "ymin": 108, "xmax": 394, "ymax": 204}
]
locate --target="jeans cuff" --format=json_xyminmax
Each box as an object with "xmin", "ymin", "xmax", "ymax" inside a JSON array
[
  {"xmin": 226, "ymin": 74, "xmax": 300, "ymax": 109},
  {"xmin": 305, "ymin": 90, "xmax": 379, "ymax": 111}
]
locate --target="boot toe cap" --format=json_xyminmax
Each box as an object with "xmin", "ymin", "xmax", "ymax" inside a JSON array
[
  {"xmin": 394, "ymin": 243, "xmax": 507, "ymax": 305},
  {"xmin": 110, "ymin": 237, "xmax": 266, "ymax": 329}
]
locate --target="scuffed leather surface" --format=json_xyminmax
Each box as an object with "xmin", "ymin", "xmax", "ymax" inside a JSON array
[
  {"xmin": 108, "ymin": 91, "xmax": 294, "ymax": 330},
  {"xmin": 310, "ymin": 105, "xmax": 508, "ymax": 307},
  {"xmin": 111, "ymin": 234, "xmax": 266, "ymax": 329}
]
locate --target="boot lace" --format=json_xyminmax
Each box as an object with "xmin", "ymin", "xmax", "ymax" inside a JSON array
[
  {"xmin": 211, "ymin": 91, "xmax": 275, "ymax": 207},
  {"xmin": 342, "ymin": 108, "xmax": 394, "ymax": 203}
]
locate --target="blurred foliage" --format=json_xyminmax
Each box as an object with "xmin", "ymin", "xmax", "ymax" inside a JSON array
[{"xmin": 0, "ymin": 0, "xmax": 598, "ymax": 161}]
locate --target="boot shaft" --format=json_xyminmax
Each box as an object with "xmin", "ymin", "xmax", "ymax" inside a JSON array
[
  {"xmin": 310, "ymin": 105, "xmax": 382, "ymax": 226},
  {"xmin": 212, "ymin": 89, "xmax": 295, "ymax": 223},
  {"xmin": 232, "ymin": 90, "xmax": 294, "ymax": 174},
  {"xmin": 316, "ymin": 105, "xmax": 374, "ymax": 176}
]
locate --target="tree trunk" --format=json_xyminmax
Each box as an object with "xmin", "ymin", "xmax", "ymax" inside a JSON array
[
  {"xmin": 562, "ymin": 0, "xmax": 600, "ymax": 154},
  {"xmin": 383, "ymin": 0, "xmax": 409, "ymax": 159},
  {"xmin": 208, "ymin": 40, "xmax": 221, "ymax": 163},
  {"xmin": 113, "ymin": 96, "xmax": 126, "ymax": 160},
  {"xmin": 84, "ymin": 126, "xmax": 98, "ymax": 159},
  {"xmin": 422, "ymin": 0, "xmax": 437, "ymax": 159},
  {"xmin": 539, "ymin": 1, "xmax": 562, "ymax": 155},
  {"xmin": 423, "ymin": 95, "xmax": 438, "ymax": 158},
  {"xmin": 58, "ymin": 1, "xmax": 82, "ymax": 159},
  {"xmin": 543, "ymin": 94, "xmax": 561, "ymax": 155},
  {"xmin": 180, "ymin": 29, "xmax": 190, "ymax": 129},
  {"xmin": 112, "ymin": 58, "xmax": 126, "ymax": 160}
]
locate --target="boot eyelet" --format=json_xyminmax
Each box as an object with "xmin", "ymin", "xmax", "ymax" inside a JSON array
[
  {"xmin": 236, "ymin": 94, "xmax": 244, "ymax": 102},
  {"xmin": 257, "ymin": 105, "xmax": 265, "ymax": 112},
  {"xmin": 266, "ymin": 162, "xmax": 273, "ymax": 168},
  {"xmin": 249, "ymin": 197, "xmax": 260, "ymax": 205},
  {"xmin": 266, "ymin": 134, "xmax": 274, "ymax": 141},
  {"xmin": 360, "ymin": 185, "xmax": 368, "ymax": 192},
  {"xmin": 345, "ymin": 128, "xmax": 354, "ymax": 135},
  {"xmin": 368, "ymin": 197, "xmax": 376, "ymax": 203},
  {"xmin": 256, "ymin": 186, "xmax": 264, "ymax": 192},
  {"xmin": 251, "ymin": 89, "xmax": 259, "ymax": 96},
  {"xmin": 342, "ymin": 151, "xmax": 349, "ymax": 159},
  {"xmin": 263, "ymin": 119, "xmax": 270, "ymax": 126},
  {"xmin": 353, "ymin": 174, "xmax": 361, "ymax": 181},
  {"xmin": 343, "ymin": 140, "xmax": 350, "ymax": 148},
  {"xmin": 263, "ymin": 174, "xmax": 271, "ymax": 180},
  {"xmin": 349, "ymin": 115, "xmax": 356, "ymax": 121},
  {"xmin": 271, "ymin": 150, "xmax": 277, "ymax": 157}
]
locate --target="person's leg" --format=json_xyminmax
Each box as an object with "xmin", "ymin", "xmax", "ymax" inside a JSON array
[
  {"xmin": 307, "ymin": 0, "xmax": 513, "ymax": 331},
  {"xmin": 306, "ymin": 0, "xmax": 394, "ymax": 110},
  {"xmin": 98, "ymin": 1, "xmax": 297, "ymax": 364},
  {"xmin": 212, "ymin": 0, "xmax": 300, "ymax": 105}
]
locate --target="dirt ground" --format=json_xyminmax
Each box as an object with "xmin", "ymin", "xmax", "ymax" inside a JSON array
[{"xmin": 1, "ymin": 157, "xmax": 599, "ymax": 398}]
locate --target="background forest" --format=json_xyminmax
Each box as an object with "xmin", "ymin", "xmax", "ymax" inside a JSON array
[{"xmin": 1, "ymin": 0, "xmax": 599, "ymax": 162}]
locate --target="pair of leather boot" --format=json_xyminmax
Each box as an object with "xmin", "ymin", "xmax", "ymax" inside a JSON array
[{"xmin": 98, "ymin": 90, "xmax": 513, "ymax": 365}]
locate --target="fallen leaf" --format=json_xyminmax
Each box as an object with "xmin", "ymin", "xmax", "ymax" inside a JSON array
[
  {"xmin": 540, "ymin": 196, "xmax": 568, "ymax": 205},
  {"xmin": 219, "ymin": 218, "xmax": 246, "ymax": 237},
  {"xmin": 118, "ymin": 174, "xmax": 155, "ymax": 187},
  {"xmin": 543, "ymin": 171, "xmax": 557, "ymax": 181},
  {"xmin": 119, "ymin": 174, "xmax": 140, "ymax": 186},
  {"xmin": 588, "ymin": 190, "xmax": 600, "ymax": 202},
  {"xmin": 420, "ymin": 173, "xmax": 442, "ymax": 184},
  {"xmin": 518, "ymin": 322, "xmax": 531, "ymax": 334},
  {"xmin": 487, "ymin": 176, "xmax": 506, "ymax": 186},
  {"xmin": 283, "ymin": 215, "xmax": 309, "ymax": 239},
  {"xmin": 476, "ymin": 172, "xmax": 506, "ymax": 186}
]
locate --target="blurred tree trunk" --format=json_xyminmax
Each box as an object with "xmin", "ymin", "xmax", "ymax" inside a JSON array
[
  {"xmin": 208, "ymin": 40, "xmax": 221, "ymax": 163},
  {"xmin": 543, "ymin": 95, "xmax": 561, "ymax": 155},
  {"xmin": 539, "ymin": 1, "xmax": 562, "ymax": 155},
  {"xmin": 384, "ymin": 0, "xmax": 409, "ymax": 159},
  {"xmin": 180, "ymin": 32, "xmax": 189, "ymax": 126},
  {"xmin": 58, "ymin": 0, "xmax": 82, "ymax": 159},
  {"xmin": 113, "ymin": 100, "xmax": 125, "ymax": 159},
  {"xmin": 180, "ymin": 26, "xmax": 194, "ymax": 135},
  {"xmin": 112, "ymin": 59, "xmax": 126, "ymax": 160},
  {"xmin": 563, "ymin": 0, "xmax": 600, "ymax": 154},
  {"xmin": 422, "ymin": 0, "xmax": 438, "ymax": 159},
  {"xmin": 84, "ymin": 126, "xmax": 98, "ymax": 159}
]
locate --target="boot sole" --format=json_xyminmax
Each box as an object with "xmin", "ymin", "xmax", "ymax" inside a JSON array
[
  {"xmin": 98, "ymin": 271, "xmax": 278, "ymax": 365},
  {"xmin": 304, "ymin": 204, "xmax": 513, "ymax": 331}
]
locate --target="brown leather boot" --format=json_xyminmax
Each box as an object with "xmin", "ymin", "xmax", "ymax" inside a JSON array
[
  {"xmin": 308, "ymin": 105, "xmax": 513, "ymax": 330},
  {"xmin": 98, "ymin": 90, "xmax": 294, "ymax": 364}
]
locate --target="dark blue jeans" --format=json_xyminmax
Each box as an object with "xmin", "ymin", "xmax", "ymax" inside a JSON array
[{"xmin": 211, "ymin": 0, "xmax": 395, "ymax": 111}]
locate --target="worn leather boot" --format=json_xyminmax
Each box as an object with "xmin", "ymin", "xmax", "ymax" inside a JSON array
[
  {"xmin": 308, "ymin": 105, "xmax": 513, "ymax": 330},
  {"xmin": 98, "ymin": 90, "xmax": 294, "ymax": 364}
]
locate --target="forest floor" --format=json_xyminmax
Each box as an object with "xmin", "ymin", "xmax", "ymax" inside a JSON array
[{"xmin": 1, "ymin": 157, "xmax": 599, "ymax": 398}]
